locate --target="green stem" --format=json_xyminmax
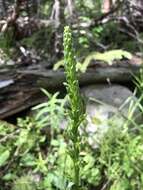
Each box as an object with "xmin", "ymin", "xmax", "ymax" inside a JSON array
[{"xmin": 73, "ymin": 143, "xmax": 80, "ymax": 189}]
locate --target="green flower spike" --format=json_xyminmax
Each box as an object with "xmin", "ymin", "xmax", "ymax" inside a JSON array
[{"xmin": 63, "ymin": 26, "xmax": 85, "ymax": 190}]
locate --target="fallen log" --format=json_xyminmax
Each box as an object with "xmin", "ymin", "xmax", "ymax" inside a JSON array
[{"xmin": 0, "ymin": 64, "xmax": 141, "ymax": 119}]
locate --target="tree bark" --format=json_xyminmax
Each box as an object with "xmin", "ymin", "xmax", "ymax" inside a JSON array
[{"xmin": 0, "ymin": 61, "xmax": 140, "ymax": 119}]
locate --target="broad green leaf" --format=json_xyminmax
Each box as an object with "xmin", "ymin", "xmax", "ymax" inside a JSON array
[
  {"xmin": 0, "ymin": 150, "xmax": 10, "ymax": 166},
  {"xmin": 3, "ymin": 173, "xmax": 15, "ymax": 181}
]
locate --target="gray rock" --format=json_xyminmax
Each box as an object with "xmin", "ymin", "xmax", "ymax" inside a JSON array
[
  {"xmin": 81, "ymin": 84, "xmax": 134, "ymax": 108},
  {"xmin": 0, "ymin": 79, "xmax": 14, "ymax": 89},
  {"xmin": 0, "ymin": 58, "xmax": 5, "ymax": 65},
  {"xmin": 81, "ymin": 84, "xmax": 140, "ymax": 148},
  {"xmin": 6, "ymin": 60, "xmax": 15, "ymax": 66}
]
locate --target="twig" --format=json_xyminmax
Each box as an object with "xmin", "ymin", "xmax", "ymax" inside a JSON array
[
  {"xmin": 101, "ymin": 180, "xmax": 110, "ymax": 190},
  {"xmin": 0, "ymin": 129, "xmax": 20, "ymax": 143},
  {"xmin": 90, "ymin": 0, "xmax": 122, "ymax": 27}
]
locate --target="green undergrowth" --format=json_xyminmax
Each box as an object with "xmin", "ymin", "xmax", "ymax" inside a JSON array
[
  {"xmin": 1, "ymin": 84, "xmax": 143, "ymax": 190},
  {"xmin": 0, "ymin": 94, "xmax": 101, "ymax": 190}
]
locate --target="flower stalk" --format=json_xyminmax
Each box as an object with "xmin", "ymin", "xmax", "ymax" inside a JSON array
[{"xmin": 63, "ymin": 26, "xmax": 85, "ymax": 190}]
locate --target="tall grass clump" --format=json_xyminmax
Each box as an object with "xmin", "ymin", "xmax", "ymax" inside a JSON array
[{"xmin": 63, "ymin": 26, "xmax": 86, "ymax": 190}]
